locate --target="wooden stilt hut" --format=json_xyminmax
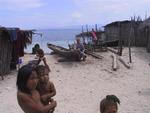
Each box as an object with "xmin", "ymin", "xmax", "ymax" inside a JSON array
[
  {"xmin": 0, "ymin": 27, "xmax": 33, "ymax": 80},
  {"xmin": 104, "ymin": 20, "xmax": 143, "ymax": 46},
  {"xmin": 139, "ymin": 17, "xmax": 150, "ymax": 52}
]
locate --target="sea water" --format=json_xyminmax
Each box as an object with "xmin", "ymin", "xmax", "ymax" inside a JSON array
[{"xmin": 25, "ymin": 28, "xmax": 81, "ymax": 53}]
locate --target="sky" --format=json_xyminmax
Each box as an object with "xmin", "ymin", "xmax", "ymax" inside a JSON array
[{"xmin": 0, "ymin": 0, "xmax": 150, "ymax": 29}]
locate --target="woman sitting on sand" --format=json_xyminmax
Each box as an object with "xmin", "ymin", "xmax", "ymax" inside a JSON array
[
  {"xmin": 100, "ymin": 95, "xmax": 120, "ymax": 113},
  {"xmin": 16, "ymin": 65, "xmax": 56, "ymax": 113}
]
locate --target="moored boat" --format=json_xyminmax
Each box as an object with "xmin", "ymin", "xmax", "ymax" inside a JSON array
[{"xmin": 47, "ymin": 43, "xmax": 81, "ymax": 61}]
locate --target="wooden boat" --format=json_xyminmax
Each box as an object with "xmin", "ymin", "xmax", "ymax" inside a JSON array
[{"xmin": 47, "ymin": 43, "xmax": 81, "ymax": 61}]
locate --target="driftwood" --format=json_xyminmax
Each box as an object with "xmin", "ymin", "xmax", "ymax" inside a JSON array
[
  {"xmin": 107, "ymin": 47, "xmax": 119, "ymax": 55},
  {"xmin": 85, "ymin": 51, "xmax": 103, "ymax": 59},
  {"xmin": 118, "ymin": 57, "xmax": 130, "ymax": 69},
  {"xmin": 111, "ymin": 53, "xmax": 118, "ymax": 71}
]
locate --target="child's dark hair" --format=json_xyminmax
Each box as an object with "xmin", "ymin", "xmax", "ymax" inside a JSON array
[
  {"xmin": 35, "ymin": 65, "xmax": 45, "ymax": 77},
  {"xmin": 100, "ymin": 95, "xmax": 120, "ymax": 113},
  {"xmin": 16, "ymin": 65, "xmax": 36, "ymax": 94}
]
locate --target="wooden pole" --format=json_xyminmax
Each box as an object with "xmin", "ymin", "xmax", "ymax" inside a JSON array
[
  {"xmin": 95, "ymin": 24, "xmax": 98, "ymax": 32},
  {"xmin": 86, "ymin": 24, "xmax": 90, "ymax": 43},
  {"xmin": 118, "ymin": 22, "xmax": 123, "ymax": 56},
  {"xmin": 86, "ymin": 24, "xmax": 89, "ymax": 33},
  {"xmin": 128, "ymin": 18, "xmax": 133, "ymax": 63},
  {"xmin": 86, "ymin": 24, "xmax": 89, "ymax": 41},
  {"xmin": 82, "ymin": 25, "xmax": 84, "ymax": 33},
  {"xmin": 82, "ymin": 25, "xmax": 85, "ymax": 43},
  {"xmin": 86, "ymin": 24, "xmax": 93, "ymax": 52}
]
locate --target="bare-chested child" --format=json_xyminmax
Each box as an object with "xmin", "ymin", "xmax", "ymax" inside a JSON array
[
  {"xmin": 28, "ymin": 48, "xmax": 48, "ymax": 68},
  {"xmin": 35, "ymin": 58, "xmax": 56, "ymax": 113},
  {"xmin": 100, "ymin": 95, "xmax": 120, "ymax": 113},
  {"xmin": 16, "ymin": 65, "xmax": 57, "ymax": 113},
  {"xmin": 36, "ymin": 49, "xmax": 46, "ymax": 65},
  {"xmin": 36, "ymin": 49, "xmax": 51, "ymax": 71},
  {"xmin": 36, "ymin": 64, "xmax": 56, "ymax": 105}
]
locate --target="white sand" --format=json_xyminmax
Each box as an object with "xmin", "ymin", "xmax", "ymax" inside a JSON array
[{"xmin": 0, "ymin": 47, "xmax": 150, "ymax": 113}]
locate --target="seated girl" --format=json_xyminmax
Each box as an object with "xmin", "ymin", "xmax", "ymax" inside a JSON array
[{"xmin": 100, "ymin": 95, "xmax": 120, "ymax": 113}]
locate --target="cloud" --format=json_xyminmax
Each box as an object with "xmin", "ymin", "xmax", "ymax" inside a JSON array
[
  {"xmin": 1, "ymin": 0, "xmax": 150, "ymax": 28},
  {"xmin": 71, "ymin": 0, "xmax": 150, "ymax": 25},
  {"xmin": 0, "ymin": 0, "xmax": 44, "ymax": 11},
  {"xmin": 72, "ymin": 12, "xmax": 82, "ymax": 18}
]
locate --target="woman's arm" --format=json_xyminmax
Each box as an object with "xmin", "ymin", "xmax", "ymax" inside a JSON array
[
  {"xmin": 41, "ymin": 82, "xmax": 56, "ymax": 102},
  {"xmin": 37, "ymin": 58, "xmax": 41, "ymax": 65},
  {"xmin": 18, "ymin": 92, "xmax": 57, "ymax": 113}
]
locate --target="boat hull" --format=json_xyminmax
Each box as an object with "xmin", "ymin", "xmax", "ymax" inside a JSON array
[{"xmin": 47, "ymin": 43, "xmax": 81, "ymax": 61}]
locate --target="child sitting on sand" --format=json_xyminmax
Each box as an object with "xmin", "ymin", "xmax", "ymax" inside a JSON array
[
  {"xmin": 29, "ymin": 48, "xmax": 51, "ymax": 70},
  {"xmin": 36, "ymin": 48, "xmax": 45, "ymax": 64},
  {"xmin": 37, "ymin": 49, "xmax": 51, "ymax": 71},
  {"xmin": 100, "ymin": 95, "xmax": 120, "ymax": 113},
  {"xmin": 36, "ymin": 64, "xmax": 56, "ymax": 112}
]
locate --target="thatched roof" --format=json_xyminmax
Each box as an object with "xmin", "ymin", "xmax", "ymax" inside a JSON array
[
  {"xmin": 104, "ymin": 20, "xmax": 130, "ymax": 27},
  {"xmin": 104, "ymin": 20, "xmax": 142, "ymax": 28},
  {"xmin": 0, "ymin": 27, "xmax": 34, "ymax": 45}
]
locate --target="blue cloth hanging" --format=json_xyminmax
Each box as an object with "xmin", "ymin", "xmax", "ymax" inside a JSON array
[{"xmin": 7, "ymin": 28, "xmax": 18, "ymax": 41}]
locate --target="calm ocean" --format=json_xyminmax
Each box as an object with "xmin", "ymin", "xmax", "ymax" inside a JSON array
[{"xmin": 25, "ymin": 29, "xmax": 81, "ymax": 53}]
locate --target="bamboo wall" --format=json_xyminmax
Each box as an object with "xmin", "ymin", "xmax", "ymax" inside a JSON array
[
  {"xmin": 147, "ymin": 36, "xmax": 150, "ymax": 52},
  {"xmin": 136, "ymin": 29, "xmax": 148, "ymax": 47},
  {"xmin": 104, "ymin": 21, "xmax": 146, "ymax": 47},
  {"xmin": 146, "ymin": 27, "xmax": 150, "ymax": 52},
  {"xmin": 105, "ymin": 26, "xmax": 119, "ymax": 41},
  {"xmin": 0, "ymin": 30, "xmax": 12, "ymax": 79}
]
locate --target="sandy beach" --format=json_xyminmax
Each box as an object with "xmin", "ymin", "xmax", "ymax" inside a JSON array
[{"xmin": 0, "ymin": 47, "xmax": 150, "ymax": 113}]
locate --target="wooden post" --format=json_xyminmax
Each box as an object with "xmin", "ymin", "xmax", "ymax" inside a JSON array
[{"xmin": 111, "ymin": 53, "xmax": 118, "ymax": 71}]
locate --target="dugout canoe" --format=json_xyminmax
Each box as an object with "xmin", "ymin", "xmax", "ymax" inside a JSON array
[{"xmin": 47, "ymin": 43, "xmax": 81, "ymax": 61}]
